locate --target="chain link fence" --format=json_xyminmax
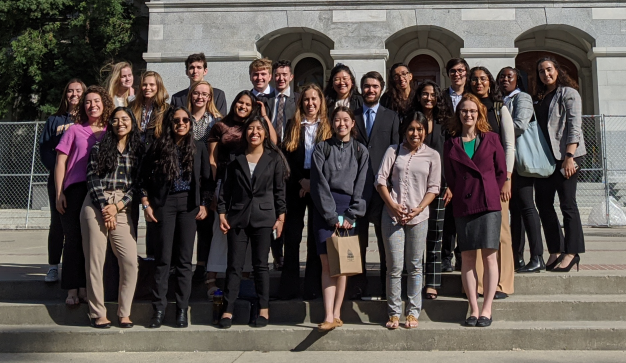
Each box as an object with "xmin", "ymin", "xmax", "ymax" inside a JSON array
[{"xmin": 1, "ymin": 118, "xmax": 625, "ymax": 228}]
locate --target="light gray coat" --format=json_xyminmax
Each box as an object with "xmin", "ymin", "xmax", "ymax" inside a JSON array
[
  {"xmin": 543, "ymin": 86, "xmax": 586, "ymax": 160},
  {"xmin": 505, "ymin": 91, "xmax": 535, "ymax": 137}
]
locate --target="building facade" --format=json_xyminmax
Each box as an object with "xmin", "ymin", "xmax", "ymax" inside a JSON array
[{"xmin": 144, "ymin": 1, "xmax": 626, "ymax": 115}]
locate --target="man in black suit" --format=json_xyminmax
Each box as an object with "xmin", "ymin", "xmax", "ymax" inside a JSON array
[
  {"xmin": 352, "ymin": 71, "xmax": 400, "ymax": 299},
  {"xmin": 170, "ymin": 53, "xmax": 228, "ymax": 116}
]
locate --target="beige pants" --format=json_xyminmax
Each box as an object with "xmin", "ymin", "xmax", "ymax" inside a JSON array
[
  {"xmin": 476, "ymin": 199, "xmax": 515, "ymax": 295},
  {"xmin": 80, "ymin": 190, "xmax": 138, "ymax": 319}
]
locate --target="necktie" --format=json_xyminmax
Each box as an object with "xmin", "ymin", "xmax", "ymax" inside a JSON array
[
  {"xmin": 276, "ymin": 94, "xmax": 286, "ymax": 141},
  {"xmin": 366, "ymin": 109, "xmax": 374, "ymax": 138}
]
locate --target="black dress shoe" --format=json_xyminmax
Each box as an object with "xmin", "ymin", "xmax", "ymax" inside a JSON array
[
  {"xmin": 254, "ymin": 316, "xmax": 268, "ymax": 328},
  {"xmin": 219, "ymin": 317, "xmax": 232, "ymax": 329},
  {"xmin": 148, "ymin": 310, "xmax": 165, "ymax": 328},
  {"xmin": 514, "ymin": 256, "xmax": 526, "ymax": 271},
  {"xmin": 442, "ymin": 259, "xmax": 453, "ymax": 273},
  {"xmin": 465, "ymin": 316, "xmax": 478, "ymax": 327},
  {"xmin": 175, "ymin": 308, "xmax": 188, "ymax": 328},
  {"xmin": 494, "ymin": 291, "xmax": 508, "ymax": 299},
  {"xmin": 118, "ymin": 318, "xmax": 134, "ymax": 329},
  {"xmin": 90, "ymin": 318, "xmax": 111, "ymax": 329},
  {"xmin": 476, "ymin": 316, "xmax": 492, "ymax": 327},
  {"xmin": 517, "ymin": 255, "xmax": 546, "ymax": 273}
]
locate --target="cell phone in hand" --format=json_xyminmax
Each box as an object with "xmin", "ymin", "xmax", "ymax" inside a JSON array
[
  {"xmin": 560, "ymin": 160, "xmax": 580, "ymax": 176},
  {"xmin": 272, "ymin": 229, "xmax": 278, "ymax": 239},
  {"xmin": 338, "ymin": 216, "xmax": 356, "ymax": 228}
]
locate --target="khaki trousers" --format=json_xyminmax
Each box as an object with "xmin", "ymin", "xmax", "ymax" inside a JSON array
[
  {"xmin": 476, "ymin": 199, "xmax": 515, "ymax": 294},
  {"xmin": 80, "ymin": 190, "xmax": 138, "ymax": 319}
]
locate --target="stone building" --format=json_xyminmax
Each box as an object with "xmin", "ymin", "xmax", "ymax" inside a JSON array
[{"xmin": 144, "ymin": 1, "xmax": 626, "ymax": 115}]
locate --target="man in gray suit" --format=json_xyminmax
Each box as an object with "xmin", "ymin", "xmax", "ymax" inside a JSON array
[{"xmin": 171, "ymin": 53, "xmax": 228, "ymax": 116}]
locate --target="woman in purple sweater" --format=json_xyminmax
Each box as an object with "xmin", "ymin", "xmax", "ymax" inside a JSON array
[{"xmin": 443, "ymin": 94, "xmax": 506, "ymax": 328}]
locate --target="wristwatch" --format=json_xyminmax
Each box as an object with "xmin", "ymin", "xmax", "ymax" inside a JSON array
[
  {"xmin": 142, "ymin": 203, "xmax": 150, "ymax": 211},
  {"xmin": 566, "ymin": 152, "xmax": 575, "ymax": 158}
]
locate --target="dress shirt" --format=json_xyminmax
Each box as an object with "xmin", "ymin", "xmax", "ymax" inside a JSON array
[
  {"xmin": 448, "ymin": 87, "xmax": 463, "ymax": 111},
  {"xmin": 86, "ymin": 143, "xmax": 139, "ymax": 210},
  {"xmin": 375, "ymin": 143, "xmax": 441, "ymax": 225},
  {"xmin": 362, "ymin": 102, "xmax": 380, "ymax": 138},
  {"xmin": 302, "ymin": 118, "xmax": 320, "ymax": 170},
  {"xmin": 252, "ymin": 85, "xmax": 273, "ymax": 98}
]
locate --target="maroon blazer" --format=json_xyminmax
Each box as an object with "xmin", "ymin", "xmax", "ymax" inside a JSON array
[{"xmin": 444, "ymin": 132, "xmax": 506, "ymax": 218}]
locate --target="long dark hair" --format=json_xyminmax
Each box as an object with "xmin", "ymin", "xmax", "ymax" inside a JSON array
[
  {"xmin": 467, "ymin": 66, "xmax": 502, "ymax": 103},
  {"xmin": 94, "ymin": 107, "xmax": 142, "ymax": 177},
  {"xmin": 534, "ymin": 57, "xmax": 578, "ymax": 101},
  {"xmin": 383, "ymin": 63, "xmax": 416, "ymax": 115},
  {"xmin": 243, "ymin": 115, "xmax": 290, "ymax": 181},
  {"xmin": 401, "ymin": 110, "xmax": 430, "ymax": 140},
  {"xmin": 220, "ymin": 90, "xmax": 260, "ymax": 125},
  {"xmin": 413, "ymin": 80, "xmax": 452, "ymax": 127},
  {"xmin": 55, "ymin": 78, "xmax": 87, "ymax": 116},
  {"xmin": 323, "ymin": 63, "xmax": 360, "ymax": 109},
  {"xmin": 151, "ymin": 107, "xmax": 196, "ymax": 181},
  {"xmin": 496, "ymin": 67, "xmax": 527, "ymax": 93}
]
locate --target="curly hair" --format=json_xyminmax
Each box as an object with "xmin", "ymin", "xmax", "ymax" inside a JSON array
[
  {"xmin": 383, "ymin": 63, "xmax": 417, "ymax": 115},
  {"xmin": 467, "ymin": 66, "xmax": 502, "ymax": 103},
  {"xmin": 94, "ymin": 107, "xmax": 142, "ymax": 177},
  {"xmin": 323, "ymin": 63, "xmax": 360, "ymax": 109},
  {"xmin": 283, "ymin": 84, "xmax": 332, "ymax": 152},
  {"xmin": 448, "ymin": 94, "xmax": 492, "ymax": 136},
  {"xmin": 243, "ymin": 116, "xmax": 291, "ymax": 181},
  {"xmin": 534, "ymin": 57, "xmax": 578, "ymax": 101},
  {"xmin": 151, "ymin": 107, "xmax": 197, "ymax": 181},
  {"xmin": 413, "ymin": 80, "xmax": 453, "ymax": 127},
  {"xmin": 330, "ymin": 106, "xmax": 358, "ymax": 138},
  {"xmin": 74, "ymin": 85, "xmax": 115, "ymax": 126}
]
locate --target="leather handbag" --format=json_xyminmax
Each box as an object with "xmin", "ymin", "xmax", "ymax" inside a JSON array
[{"xmin": 515, "ymin": 113, "xmax": 556, "ymax": 178}]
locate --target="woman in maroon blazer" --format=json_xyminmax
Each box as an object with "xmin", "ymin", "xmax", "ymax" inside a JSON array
[{"xmin": 443, "ymin": 93, "xmax": 506, "ymax": 328}]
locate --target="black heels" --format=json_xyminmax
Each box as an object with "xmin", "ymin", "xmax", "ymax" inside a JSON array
[
  {"xmin": 546, "ymin": 254, "xmax": 565, "ymax": 271},
  {"xmin": 551, "ymin": 254, "xmax": 580, "ymax": 272},
  {"xmin": 90, "ymin": 318, "xmax": 111, "ymax": 329}
]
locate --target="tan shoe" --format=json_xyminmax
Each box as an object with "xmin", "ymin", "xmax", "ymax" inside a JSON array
[
  {"xmin": 318, "ymin": 321, "xmax": 336, "ymax": 332},
  {"xmin": 334, "ymin": 318, "xmax": 343, "ymax": 327},
  {"xmin": 405, "ymin": 315, "xmax": 419, "ymax": 329},
  {"xmin": 385, "ymin": 316, "xmax": 400, "ymax": 329}
]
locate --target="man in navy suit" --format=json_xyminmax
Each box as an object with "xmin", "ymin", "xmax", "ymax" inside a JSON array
[
  {"xmin": 171, "ymin": 53, "xmax": 228, "ymax": 116},
  {"xmin": 352, "ymin": 71, "xmax": 400, "ymax": 300}
]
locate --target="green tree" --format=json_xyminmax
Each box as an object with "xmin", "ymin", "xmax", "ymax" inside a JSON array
[{"xmin": 0, "ymin": 0, "xmax": 146, "ymax": 120}]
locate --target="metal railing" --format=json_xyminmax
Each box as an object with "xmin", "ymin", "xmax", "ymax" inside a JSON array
[{"xmin": 1, "ymin": 117, "xmax": 625, "ymax": 228}]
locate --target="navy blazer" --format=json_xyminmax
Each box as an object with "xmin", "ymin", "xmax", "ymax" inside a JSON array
[
  {"xmin": 39, "ymin": 113, "xmax": 73, "ymax": 171},
  {"xmin": 171, "ymin": 87, "xmax": 228, "ymax": 117},
  {"xmin": 218, "ymin": 149, "xmax": 287, "ymax": 229},
  {"xmin": 444, "ymin": 132, "xmax": 507, "ymax": 218}
]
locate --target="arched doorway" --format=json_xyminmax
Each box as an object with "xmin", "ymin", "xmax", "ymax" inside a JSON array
[
  {"xmin": 516, "ymin": 51, "xmax": 579, "ymax": 97},
  {"xmin": 294, "ymin": 57, "xmax": 324, "ymax": 90},
  {"xmin": 408, "ymin": 54, "xmax": 440, "ymax": 85}
]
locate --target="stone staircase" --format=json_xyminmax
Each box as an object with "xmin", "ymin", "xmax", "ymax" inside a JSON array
[{"xmin": 1, "ymin": 272, "xmax": 626, "ymax": 352}]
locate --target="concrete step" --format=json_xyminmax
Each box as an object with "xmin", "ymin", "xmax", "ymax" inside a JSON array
[
  {"xmin": 2, "ymin": 272, "xmax": 626, "ymax": 302},
  {"xmin": 1, "ymin": 295, "xmax": 626, "ymax": 326},
  {"xmin": 1, "ymin": 321, "xmax": 626, "ymax": 352}
]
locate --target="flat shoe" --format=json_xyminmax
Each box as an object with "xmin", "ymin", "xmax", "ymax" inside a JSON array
[
  {"xmin": 318, "ymin": 321, "xmax": 336, "ymax": 332},
  {"xmin": 90, "ymin": 318, "xmax": 111, "ymax": 329},
  {"xmin": 254, "ymin": 316, "xmax": 268, "ymax": 328},
  {"xmin": 465, "ymin": 316, "xmax": 478, "ymax": 327},
  {"xmin": 494, "ymin": 291, "xmax": 508, "ymax": 299},
  {"xmin": 476, "ymin": 316, "xmax": 492, "ymax": 327},
  {"xmin": 219, "ymin": 317, "xmax": 232, "ymax": 329},
  {"xmin": 334, "ymin": 318, "xmax": 343, "ymax": 327}
]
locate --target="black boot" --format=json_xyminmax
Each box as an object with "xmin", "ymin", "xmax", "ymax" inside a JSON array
[
  {"xmin": 514, "ymin": 256, "xmax": 526, "ymax": 272},
  {"xmin": 517, "ymin": 255, "xmax": 546, "ymax": 273},
  {"xmin": 148, "ymin": 310, "xmax": 165, "ymax": 328},
  {"xmin": 176, "ymin": 308, "xmax": 188, "ymax": 328}
]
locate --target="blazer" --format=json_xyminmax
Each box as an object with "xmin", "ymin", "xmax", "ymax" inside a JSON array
[
  {"xmin": 354, "ymin": 104, "xmax": 400, "ymax": 199},
  {"xmin": 171, "ymin": 87, "xmax": 228, "ymax": 117},
  {"xmin": 282, "ymin": 120, "xmax": 312, "ymax": 187},
  {"xmin": 217, "ymin": 149, "xmax": 287, "ymax": 228},
  {"xmin": 139, "ymin": 140, "xmax": 212, "ymax": 209},
  {"xmin": 444, "ymin": 132, "xmax": 507, "ymax": 218},
  {"xmin": 269, "ymin": 91, "xmax": 299, "ymax": 142},
  {"xmin": 543, "ymin": 86, "xmax": 586, "ymax": 160},
  {"xmin": 252, "ymin": 89, "xmax": 275, "ymax": 121}
]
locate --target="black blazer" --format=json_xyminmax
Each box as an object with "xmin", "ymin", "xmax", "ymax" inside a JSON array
[
  {"xmin": 269, "ymin": 91, "xmax": 299, "ymax": 142},
  {"xmin": 139, "ymin": 140, "xmax": 212, "ymax": 209},
  {"xmin": 217, "ymin": 149, "xmax": 287, "ymax": 229},
  {"xmin": 252, "ymin": 89, "xmax": 276, "ymax": 121},
  {"xmin": 354, "ymin": 105, "xmax": 400, "ymax": 193},
  {"xmin": 171, "ymin": 87, "xmax": 228, "ymax": 117},
  {"xmin": 281, "ymin": 120, "xmax": 312, "ymax": 187}
]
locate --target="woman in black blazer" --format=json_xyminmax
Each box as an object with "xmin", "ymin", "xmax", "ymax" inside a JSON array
[
  {"xmin": 139, "ymin": 106, "xmax": 211, "ymax": 329},
  {"xmin": 217, "ymin": 115, "xmax": 289, "ymax": 328}
]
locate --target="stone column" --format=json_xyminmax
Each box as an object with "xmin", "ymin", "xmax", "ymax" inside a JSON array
[
  {"xmin": 330, "ymin": 49, "xmax": 389, "ymax": 84},
  {"xmin": 460, "ymin": 48, "xmax": 519, "ymax": 77},
  {"xmin": 589, "ymin": 47, "xmax": 626, "ymax": 115}
]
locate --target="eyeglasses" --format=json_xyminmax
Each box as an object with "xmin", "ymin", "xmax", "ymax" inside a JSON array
[
  {"xmin": 470, "ymin": 77, "xmax": 489, "ymax": 84},
  {"xmin": 393, "ymin": 72, "xmax": 411, "ymax": 80},
  {"xmin": 192, "ymin": 91, "xmax": 211, "ymax": 99},
  {"xmin": 449, "ymin": 69, "xmax": 466, "ymax": 75},
  {"xmin": 333, "ymin": 76, "xmax": 351, "ymax": 83},
  {"xmin": 460, "ymin": 110, "xmax": 478, "ymax": 115},
  {"xmin": 173, "ymin": 117, "xmax": 190, "ymax": 124}
]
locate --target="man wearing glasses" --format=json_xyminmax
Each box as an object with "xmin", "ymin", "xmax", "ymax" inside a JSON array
[{"xmin": 444, "ymin": 58, "xmax": 470, "ymax": 111}]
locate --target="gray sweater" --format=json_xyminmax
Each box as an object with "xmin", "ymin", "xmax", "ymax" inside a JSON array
[{"xmin": 310, "ymin": 137, "xmax": 369, "ymax": 226}]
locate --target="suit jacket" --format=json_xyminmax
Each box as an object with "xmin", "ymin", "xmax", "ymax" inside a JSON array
[
  {"xmin": 543, "ymin": 86, "xmax": 586, "ymax": 160},
  {"xmin": 139, "ymin": 140, "xmax": 212, "ymax": 209},
  {"xmin": 354, "ymin": 104, "xmax": 400, "ymax": 201},
  {"xmin": 443, "ymin": 132, "xmax": 507, "ymax": 218},
  {"xmin": 217, "ymin": 149, "xmax": 287, "ymax": 228},
  {"xmin": 171, "ymin": 87, "xmax": 228, "ymax": 117},
  {"xmin": 269, "ymin": 90, "xmax": 299, "ymax": 142}
]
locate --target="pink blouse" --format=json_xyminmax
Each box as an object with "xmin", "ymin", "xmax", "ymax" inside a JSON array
[{"xmin": 56, "ymin": 123, "xmax": 107, "ymax": 190}]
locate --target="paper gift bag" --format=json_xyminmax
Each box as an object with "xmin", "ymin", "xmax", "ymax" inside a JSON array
[{"xmin": 327, "ymin": 231, "xmax": 362, "ymax": 277}]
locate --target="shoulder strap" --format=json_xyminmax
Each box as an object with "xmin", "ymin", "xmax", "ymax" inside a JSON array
[
  {"xmin": 351, "ymin": 140, "xmax": 365, "ymax": 165},
  {"xmin": 494, "ymin": 101, "xmax": 503, "ymax": 125}
]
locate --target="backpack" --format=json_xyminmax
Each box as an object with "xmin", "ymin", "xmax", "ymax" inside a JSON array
[{"xmin": 322, "ymin": 139, "xmax": 366, "ymax": 166}]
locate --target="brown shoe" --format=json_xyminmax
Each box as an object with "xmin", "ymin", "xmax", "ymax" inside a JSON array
[
  {"xmin": 405, "ymin": 315, "xmax": 419, "ymax": 329},
  {"xmin": 318, "ymin": 321, "xmax": 336, "ymax": 332},
  {"xmin": 385, "ymin": 316, "xmax": 400, "ymax": 329},
  {"xmin": 334, "ymin": 318, "xmax": 343, "ymax": 327}
]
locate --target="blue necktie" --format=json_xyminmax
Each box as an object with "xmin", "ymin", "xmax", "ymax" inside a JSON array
[{"xmin": 366, "ymin": 109, "xmax": 374, "ymax": 138}]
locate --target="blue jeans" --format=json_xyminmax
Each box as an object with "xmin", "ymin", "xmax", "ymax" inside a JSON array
[{"xmin": 381, "ymin": 212, "xmax": 428, "ymax": 318}]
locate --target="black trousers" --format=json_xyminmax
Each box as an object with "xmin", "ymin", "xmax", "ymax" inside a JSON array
[
  {"xmin": 278, "ymin": 179, "xmax": 322, "ymax": 298},
  {"xmin": 535, "ymin": 159, "xmax": 585, "ymax": 255},
  {"xmin": 224, "ymin": 226, "xmax": 273, "ymax": 314},
  {"xmin": 59, "ymin": 182, "xmax": 87, "ymax": 290},
  {"xmin": 441, "ymin": 202, "xmax": 459, "ymax": 262},
  {"xmin": 151, "ymin": 192, "xmax": 198, "ymax": 312},
  {"xmin": 195, "ymin": 212, "xmax": 214, "ymax": 264},
  {"xmin": 47, "ymin": 173, "xmax": 64, "ymax": 265},
  {"xmin": 510, "ymin": 171, "xmax": 544, "ymax": 258},
  {"xmin": 352, "ymin": 191, "xmax": 385, "ymax": 296}
]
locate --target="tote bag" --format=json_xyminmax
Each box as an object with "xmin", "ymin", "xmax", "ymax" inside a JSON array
[
  {"xmin": 515, "ymin": 115, "xmax": 556, "ymax": 178},
  {"xmin": 327, "ymin": 230, "xmax": 362, "ymax": 277}
]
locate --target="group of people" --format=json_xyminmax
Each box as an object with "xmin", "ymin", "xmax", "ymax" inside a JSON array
[{"xmin": 39, "ymin": 52, "xmax": 586, "ymax": 331}]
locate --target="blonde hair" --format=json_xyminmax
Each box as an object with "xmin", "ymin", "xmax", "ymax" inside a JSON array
[
  {"xmin": 282, "ymin": 84, "xmax": 332, "ymax": 152},
  {"xmin": 249, "ymin": 58, "xmax": 273, "ymax": 75},
  {"xmin": 103, "ymin": 62, "xmax": 133, "ymax": 106},
  {"xmin": 448, "ymin": 93, "xmax": 491, "ymax": 136},
  {"xmin": 130, "ymin": 71, "xmax": 169, "ymax": 138},
  {"xmin": 186, "ymin": 81, "xmax": 222, "ymax": 119}
]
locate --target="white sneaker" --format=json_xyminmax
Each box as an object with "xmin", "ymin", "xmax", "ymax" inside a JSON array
[{"xmin": 45, "ymin": 268, "xmax": 59, "ymax": 282}]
